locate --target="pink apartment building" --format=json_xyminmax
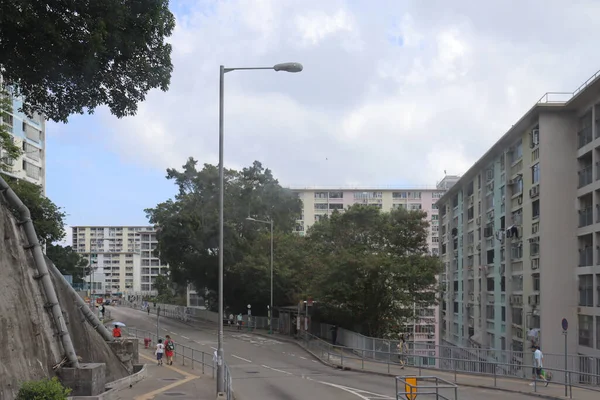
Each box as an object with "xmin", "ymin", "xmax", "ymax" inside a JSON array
[{"xmin": 290, "ymin": 180, "xmax": 460, "ymax": 347}]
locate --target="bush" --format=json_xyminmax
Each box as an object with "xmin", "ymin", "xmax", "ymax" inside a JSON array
[{"xmin": 16, "ymin": 377, "xmax": 71, "ymax": 400}]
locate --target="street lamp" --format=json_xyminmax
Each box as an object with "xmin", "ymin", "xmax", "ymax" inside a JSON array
[
  {"xmin": 246, "ymin": 217, "xmax": 274, "ymax": 334},
  {"xmin": 216, "ymin": 62, "xmax": 302, "ymax": 394}
]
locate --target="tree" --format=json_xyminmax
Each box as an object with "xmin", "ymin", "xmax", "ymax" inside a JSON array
[
  {"xmin": 0, "ymin": 86, "xmax": 22, "ymax": 171},
  {"xmin": 0, "ymin": 0, "xmax": 175, "ymax": 123},
  {"xmin": 0, "ymin": 174, "xmax": 66, "ymax": 245},
  {"xmin": 153, "ymin": 274, "xmax": 174, "ymax": 303},
  {"xmin": 46, "ymin": 244, "xmax": 88, "ymax": 282},
  {"xmin": 306, "ymin": 205, "xmax": 441, "ymax": 337},
  {"xmin": 146, "ymin": 158, "xmax": 302, "ymax": 312}
]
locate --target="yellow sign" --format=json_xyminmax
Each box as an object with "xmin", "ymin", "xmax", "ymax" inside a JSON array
[{"xmin": 405, "ymin": 376, "xmax": 418, "ymax": 400}]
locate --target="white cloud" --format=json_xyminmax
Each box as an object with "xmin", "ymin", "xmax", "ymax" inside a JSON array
[{"xmin": 97, "ymin": 0, "xmax": 600, "ymax": 188}]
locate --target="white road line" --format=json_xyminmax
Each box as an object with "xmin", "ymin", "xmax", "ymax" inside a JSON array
[
  {"xmin": 193, "ymin": 340, "xmax": 203, "ymax": 344},
  {"xmin": 232, "ymin": 355, "xmax": 252, "ymax": 363},
  {"xmin": 181, "ymin": 335, "xmax": 190, "ymax": 339},
  {"xmin": 299, "ymin": 356, "xmax": 307, "ymax": 360},
  {"xmin": 162, "ymin": 328, "xmax": 168, "ymax": 331},
  {"xmin": 308, "ymin": 378, "xmax": 394, "ymax": 400},
  {"xmin": 312, "ymin": 360, "xmax": 317, "ymax": 363},
  {"xmin": 170, "ymin": 331, "xmax": 177, "ymax": 334},
  {"xmin": 261, "ymin": 365, "xmax": 292, "ymax": 375},
  {"xmin": 210, "ymin": 346, "xmax": 217, "ymax": 350}
]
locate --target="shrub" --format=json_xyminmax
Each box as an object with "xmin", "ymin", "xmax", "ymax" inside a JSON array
[{"xmin": 16, "ymin": 377, "xmax": 72, "ymax": 400}]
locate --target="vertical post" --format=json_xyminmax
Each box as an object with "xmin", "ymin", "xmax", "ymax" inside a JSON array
[
  {"xmin": 564, "ymin": 331, "xmax": 568, "ymax": 397},
  {"xmin": 157, "ymin": 306, "xmax": 160, "ymax": 341},
  {"xmin": 269, "ymin": 219, "xmax": 274, "ymax": 334},
  {"xmin": 216, "ymin": 64, "xmax": 226, "ymax": 393}
]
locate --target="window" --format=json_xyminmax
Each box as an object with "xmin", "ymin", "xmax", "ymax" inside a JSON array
[
  {"xmin": 532, "ymin": 200, "xmax": 540, "ymax": 220},
  {"xmin": 512, "ymin": 274, "xmax": 523, "ymax": 291},
  {"xmin": 532, "ymin": 274, "xmax": 540, "ymax": 291},
  {"xmin": 531, "ymin": 163, "xmax": 540, "ymax": 184},
  {"xmin": 511, "ymin": 140, "xmax": 523, "ymax": 163},
  {"xmin": 22, "ymin": 160, "xmax": 41, "ymax": 179},
  {"xmin": 501, "ymin": 307, "xmax": 506, "ymax": 322},
  {"xmin": 432, "ymin": 204, "xmax": 438, "ymax": 210},
  {"xmin": 432, "ymin": 236, "xmax": 439, "ymax": 243},
  {"xmin": 512, "ymin": 308, "xmax": 523, "ymax": 325},
  {"xmin": 486, "ymin": 305, "xmax": 495, "ymax": 320},
  {"xmin": 353, "ymin": 191, "xmax": 383, "ymax": 199},
  {"xmin": 314, "ymin": 203, "xmax": 328, "ymax": 210},
  {"xmin": 530, "ymin": 240, "xmax": 539, "ymax": 256},
  {"xmin": 329, "ymin": 191, "xmax": 343, "ymax": 198},
  {"xmin": 467, "ymin": 207, "xmax": 474, "ymax": 220},
  {"xmin": 393, "ymin": 192, "xmax": 407, "ymax": 199},
  {"xmin": 579, "ymin": 275, "xmax": 594, "ymax": 307},
  {"xmin": 314, "ymin": 192, "xmax": 328, "ymax": 199},
  {"xmin": 329, "ymin": 203, "xmax": 343, "ymax": 210},
  {"xmin": 511, "ymin": 242, "xmax": 523, "ymax": 259},
  {"xmin": 409, "ymin": 203, "xmax": 422, "ymax": 210},
  {"xmin": 432, "ymin": 192, "xmax": 445, "ymax": 199},
  {"xmin": 23, "ymin": 142, "xmax": 40, "ymax": 161},
  {"xmin": 431, "ymin": 215, "xmax": 439, "ymax": 221},
  {"xmin": 578, "ymin": 315, "xmax": 593, "ymax": 347}
]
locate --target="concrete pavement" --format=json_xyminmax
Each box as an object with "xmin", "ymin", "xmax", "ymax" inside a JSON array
[{"xmin": 108, "ymin": 305, "xmax": 546, "ymax": 400}]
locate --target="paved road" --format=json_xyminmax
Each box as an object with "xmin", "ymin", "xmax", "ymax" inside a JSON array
[{"xmin": 108, "ymin": 306, "xmax": 539, "ymax": 400}]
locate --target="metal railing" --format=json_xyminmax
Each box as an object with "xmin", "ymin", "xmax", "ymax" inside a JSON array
[
  {"xmin": 299, "ymin": 331, "xmax": 600, "ymax": 398},
  {"xmin": 124, "ymin": 326, "xmax": 233, "ymax": 400},
  {"xmin": 396, "ymin": 375, "xmax": 458, "ymax": 400}
]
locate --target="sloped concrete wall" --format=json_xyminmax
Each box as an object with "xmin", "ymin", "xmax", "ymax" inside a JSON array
[{"xmin": 0, "ymin": 202, "xmax": 129, "ymax": 399}]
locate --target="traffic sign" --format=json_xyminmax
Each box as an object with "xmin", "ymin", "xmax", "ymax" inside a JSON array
[
  {"xmin": 561, "ymin": 318, "xmax": 568, "ymax": 331},
  {"xmin": 405, "ymin": 376, "xmax": 418, "ymax": 400}
]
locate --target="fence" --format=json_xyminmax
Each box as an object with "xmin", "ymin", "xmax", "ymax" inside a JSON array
[
  {"xmin": 124, "ymin": 326, "xmax": 233, "ymax": 400},
  {"xmin": 123, "ymin": 300, "xmax": 280, "ymax": 331},
  {"xmin": 299, "ymin": 331, "xmax": 600, "ymax": 398},
  {"xmin": 311, "ymin": 320, "xmax": 600, "ymax": 387}
]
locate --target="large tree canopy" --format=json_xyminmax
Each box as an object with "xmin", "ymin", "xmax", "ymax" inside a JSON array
[
  {"xmin": 1, "ymin": 174, "xmax": 66, "ymax": 245},
  {"xmin": 0, "ymin": 0, "xmax": 175, "ymax": 122},
  {"xmin": 145, "ymin": 158, "xmax": 303, "ymax": 312},
  {"xmin": 306, "ymin": 205, "xmax": 442, "ymax": 337}
]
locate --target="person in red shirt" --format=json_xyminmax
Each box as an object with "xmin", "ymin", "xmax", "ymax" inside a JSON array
[
  {"xmin": 164, "ymin": 335, "xmax": 175, "ymax": 365},
  {"xmin": 112, "ymin": 326, "xmax": 122, "ymax": 338}
]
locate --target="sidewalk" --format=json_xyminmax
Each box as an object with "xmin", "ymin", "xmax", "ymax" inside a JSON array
[{"xmin": 113, "ymin": 343, "xmax": 216, "ymax": 400}]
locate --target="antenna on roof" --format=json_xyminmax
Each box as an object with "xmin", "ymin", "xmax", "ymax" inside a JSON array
[{"xmin": 444, "ymin": 169, "xmax": 447, "ymax": 175}]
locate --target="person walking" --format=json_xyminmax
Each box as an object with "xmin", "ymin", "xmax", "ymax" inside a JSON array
[
  {"xmin": 229, "ymin": 313, "xmax": 234, "ymax": 327},
  {"xmin": 112, "ymin": 325, "xmax": 122, "ymax": 338},
  {"xmin": 530, "ymin": 345, "xmax": 548, "ymax": 386},
  {"xmin": 237, "ymin": 313, "xmax": 243, "ymax": 331},
  {"xmin": 397, "ymin": 334, "xmax": 408, "ymax": 369},
  {"xmin": 164, "ymin": 335, "xmax": 175, "ymax": 366},
  {"xmin": 155, "ymin": 339, "xmax": 165, "ymax": 366}
]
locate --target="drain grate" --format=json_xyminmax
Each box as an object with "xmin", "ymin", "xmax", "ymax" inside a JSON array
[
  {"xmin": 245, "ymin": 371, "xmax": 260, "ymax": 374},
  {"xmin": 162, "ymin": 392, "xmax": 186, "ymax": 396},
  {"xmin": 161, "ymin": 378, "xmax": 179, "ymax": 381}
]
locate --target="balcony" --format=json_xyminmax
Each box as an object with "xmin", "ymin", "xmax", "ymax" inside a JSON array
[
  {"xmin": 579, "ymin": 247, "xmax": 593, "ymax": 267},
  {"xmin": 579, "ymin": 207, "xmax": 593, "ymax": 227},
  {"xmin": 578, "ymin": 126, "xmax": 593, "ymax": 149},
  {"xmin": 578, "ymin": 166, "xmax": 593, "ymax": 188}
]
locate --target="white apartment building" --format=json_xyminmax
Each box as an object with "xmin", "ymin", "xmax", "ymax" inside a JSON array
[
  {"xmin": 72, "ymin": 226, "xmax": 168, "ymax": 296},
  {"xmin": 290, "ymin": 182, "xmax": 459, "ymax": 345},
  {"xmin": 437, "ymin": 70, "xmax": 600, "ymax": 378},
  {"xmin": 0, "ymin": 78, "xmax": 46, "ymax": 192}
]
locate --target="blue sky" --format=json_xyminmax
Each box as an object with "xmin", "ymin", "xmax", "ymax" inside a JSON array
[{"xmin": 45, "ymin": 0, "xmax": 600, "ymax": 243}]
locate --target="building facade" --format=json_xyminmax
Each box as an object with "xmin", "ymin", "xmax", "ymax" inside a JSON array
[
  {"xmin": 290, "ymin": 185, "xmax": 458, "ymax": 346},
  {"xmin": 437, "ymin": 72, "xmax": 600, "ymax": 370},
  {"xmin": 0, "ymin": 79, "xmax": 46, "ymax": 192},
  {"xmin": 72, "ymin": 226, "xmax": 168, "ymax": 296}
]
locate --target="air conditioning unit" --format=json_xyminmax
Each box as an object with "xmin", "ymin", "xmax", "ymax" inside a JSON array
[
  {"xmin": 476, "ymin": 217, "xmax": 481, "ymax": 225},
  {"xmin": 476, "ymin": 243, "xmax": 481, "ymax": 250},
  {"xmin": 531, "ymin": 259, "xmax": 540, "ymax": 270},
  {"xmin": 508, "ymin": 179, "xmax": 516, "ymax": 185},
  {"xmin": 529, "ymin": 186, "xmax": 539, "ymax": 198}
]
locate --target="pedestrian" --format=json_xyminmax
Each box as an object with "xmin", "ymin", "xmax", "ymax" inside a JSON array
[
  {"xmin": 237, "ymin": 313, "xmax": 243, "ymax": 331},
  {"xmin": 530, "ymin": 345, "xmax": 548, "ymax": 387},
  {"xmin": 164, "ymin": 335, "xmax": 175, "ymax": 366},
  {"xmin": 229, "ymin": 313, "xmax": 234, "ymax": 327},
  {"xmin": 147, "ymin": 306, "xmax": 150, "ymax": 316},
  {"xmin": 112, "ymin": 325, "xmax": 122, "ymax": 338},
  {"xmin": 397, "ymin": 334, "xmax": 407, "ymax": 369},
  {"xmin": 330, "ymin": 325, "xmax": 338, "ymax": 345},
  {"xmin": 155, "ymin": 339, "xmax": 165, "ymax": 366}
]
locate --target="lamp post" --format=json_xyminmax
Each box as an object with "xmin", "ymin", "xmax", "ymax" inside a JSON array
[
  {"xmin": 246, "ymin": 217, "xmax": 274, "ymax": 334},
  {"xmin": 217, "ymin": 62, "xmax": 302, "ymax": 393}
]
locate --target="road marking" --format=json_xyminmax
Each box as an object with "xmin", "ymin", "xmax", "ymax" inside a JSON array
[
  {"xmin": 308, "ymin": 378, "xmax": 394, "ymax": 400},
  {"xmin": 299, "ymin": 356, "xmax": 307, "ymax": 360},
  {"xmin": 194, "ymin": 340, "xmax": 203, "ymax": 344},
  {"xmin": 232, "ymin": 355, "xmax": 252, "ymax": 363},
  {"xmin": 170, "ymin": 331, "xmax": 177, "ymax": 334},
  {"xmin": 163, "ymin": 328, "xmax": 168, "ymax": 331},
  {"xmin": 135, "ymin": 353, "xmax": 200, "ymax": 400},
  {"xmin": 181, "ymin": 335, "xmax": 190, "ymax": 339},
  {"xmin": 312, "ymin": 360, "xmax": 317, "ymax": 363},
  {"xmin": 210, "ymin": 346, "xmax": 217, "ymax": 350},
  {"xmin": 261, "ymin": 364, "xmax": 292, "ymax": 375}
]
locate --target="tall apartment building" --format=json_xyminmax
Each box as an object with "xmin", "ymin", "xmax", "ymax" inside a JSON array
[
  {"xmin": 437, "ymin": 71, "xmax": 600, "ymax": 369},
  {"xmin": 0, "ymin": 79, "xmax": 46, "ymax": 192},
  {"xmin": 72, "ymin": 226, "xmax": 169, "ymax": 296},
  {"xmin": 290, "ymin": 185, "xmax": 457, "ymax": 346}
]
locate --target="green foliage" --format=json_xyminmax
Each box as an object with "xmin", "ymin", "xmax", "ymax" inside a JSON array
[
  {"xmin": 146, "ymin": 158, "xmax": 303, "ymax": 313},
  {"xmin": 46, "ymin": 244, "xmax": 88, "ymax": 282},
  {"xmin": 0, "ymin": 0, "xmax": 175, "ymax": 123},
  {"xmin": 306, "ymin": 205, "xmax": 442, "ymax": 337},
  {"xmin": 16, "ymin": 377, "xmax": 71, "ymax": 400},
  {"xmin": 0, "ymin": 86, "xmax": 22, "ymax": 170},
  {"xmin": 0, "ymin": 174, "xmax": 66, "ymax": 245},
  {"xmin": 153, "ymin": 274, "xmax": 174, "ymax": 303}
]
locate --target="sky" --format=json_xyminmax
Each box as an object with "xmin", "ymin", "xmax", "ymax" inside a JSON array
[{"xmin": 47, "ymin": 0, "xmax": 600, "ymax": 245}]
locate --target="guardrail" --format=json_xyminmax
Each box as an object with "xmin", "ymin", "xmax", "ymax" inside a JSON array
[
  {"xmin": 124, "ymin": 326, "xmax": 234, "ymax": 400},
  {"xmin": 299, "ymin": 331, "xmax": 600, "ymax": 398},
  {"xmin": 396, "ymin": 376, "xmax": 458, "ymax": 400}
]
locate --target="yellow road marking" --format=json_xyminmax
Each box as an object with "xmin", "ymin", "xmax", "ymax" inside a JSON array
[{"xmin": 133, "ymin": 353, "xmax": 201, "ymax": 400}]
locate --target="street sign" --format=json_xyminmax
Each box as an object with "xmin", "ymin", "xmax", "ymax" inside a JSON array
[
  {"xmin": 405, "ymin": 376, "xmax": 418, "ymax": 400},
  {"xmin": 561, "ymin": 318, "xmax": 568, "ymax": 331}
]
